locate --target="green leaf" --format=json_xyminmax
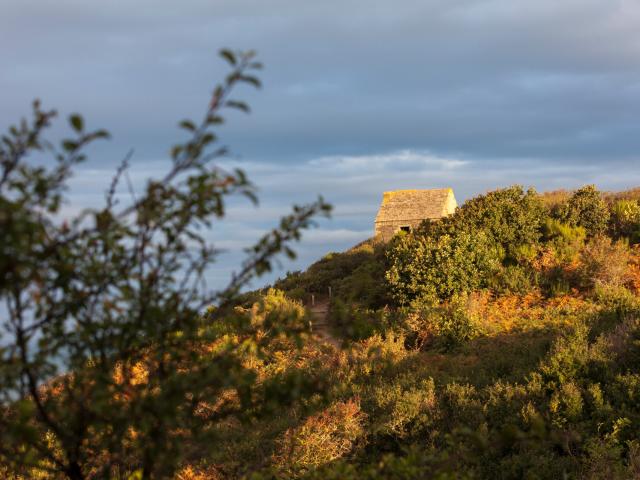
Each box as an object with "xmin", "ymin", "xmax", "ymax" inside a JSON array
[
  {"xmin": 239, "ymin": 75, "xmax": 262, "ymax": 89},
  {"xmin": 62, "ymin": 140, "xmax": 78, "ymax": 152},
  {"xmin": 171, "ymin": 145, "xmax": 183, "ymax": 159},
  {"xmin": 201, "ymin": 132, "xmax": 216, "ymax": 145},
  {"xmin": 219, "ymin": 49, "xmax": 236, "ymax": 66},
  {"xmin": 206, "ymin": 114, "xmax": 224, "ymax": 125},
  {"xmin": 93, "ymin": 129, "xmax": 110, "ymax": 139},
  {"xmin": 69, "ymin": 114, "xmax": 83, "ymax": 132},
  {"xmin": 225, "ymin": 100, "xmax": 250, "ymax": 113},
  {"xmin": 179, "ymin": 119, "xmax": 196, "ymax": 132}
]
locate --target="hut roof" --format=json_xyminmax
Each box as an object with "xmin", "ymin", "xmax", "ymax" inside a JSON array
[{"xmin": 375, "ymin": 188, "xmax": 453, "ymax": 223}]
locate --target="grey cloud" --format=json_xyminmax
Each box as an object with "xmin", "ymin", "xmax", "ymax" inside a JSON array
[{"xmin": 3, "ymin": 0, "xmax": 640, "ymax": 288}]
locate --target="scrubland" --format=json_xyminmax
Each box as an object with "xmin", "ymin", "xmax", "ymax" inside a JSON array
[{"xmin": 174, "ymin": 185, "xmax": 640, "ymax": 479}]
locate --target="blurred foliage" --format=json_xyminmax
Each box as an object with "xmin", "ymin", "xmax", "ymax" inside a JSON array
[{"xmin": 0, "ymin": 51, "xmax": 330, "ymax": 479}]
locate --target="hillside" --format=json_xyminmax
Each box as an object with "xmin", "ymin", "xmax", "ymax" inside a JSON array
[
  {"xmin": 5, "ymin": 184, "xmax": 640, "ymax": 480},
  {"xmin": 203, "ymin": 185, "xmax": 640, "ymax": 479}
]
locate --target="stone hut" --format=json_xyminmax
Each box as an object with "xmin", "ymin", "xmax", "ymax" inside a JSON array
[{"xmin": 374, "ymin": 188, "xmax": 457, "ymax": 242}]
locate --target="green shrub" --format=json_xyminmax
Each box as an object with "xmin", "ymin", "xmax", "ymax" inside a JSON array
[
  {"xmin": 549, "ymin": 381, "xmax": 584, "ymax": 423},
  {"xmin": 330, "ymin": 299, "xmax": 387, "ymax": 341},
  {"xmin": 401, "ymin": 294, "xmax": 481, "ymax": 351},
  {"xmin": 543, "ymin": 218, "xmax": 586, "ymax": 247},
  {"xmin": 272, "ymin": 399, "xmax": 366, "ymax": 475},
  {"xmin": 440, "ymin": 383, "xmax": 484, "ymax": 429},
  {"xmin": 556, "ymin": 185, "xmax": 610, "ymax": 236},
  {"xmin": 431, "ymin": 185, "xmax": 546, "ymax": 262},
  {"xmin": 365, "ymin": 375, "xmax": 437, "ymax": 439},
  {"xmin": 539, "ymin": 219, "xmax": 586, "ymax": 295},
  {"xmin": 333, "ymin": 252, "xmax": 390, "ymax": 308},
  {"xmin": 593, "ymin": 284, "xmax": 640, "ymax": 314},
  {"xmin": 580, "ymin": 438, "xmax": 629, "ymax": 480},
  {"xmin": 490, "ymin": 264, "xmax": 537, "ymax": 294},
  {"xmin": 609, "ymin": 199, "xmax": 640, "ymax": 242},
  {"xmin": 540, "ymin": 322, "xmax": 592, "ymax": 384},
  {"xmin": 387, "ymin": 186, "xmax": 550, "ymax": 305},
  {"xmin": 386, "ymin": 230, "xmax": 501, "ymax": 305},
  {"xmin": 251, "ymin": 288, "xmax": 310, "ymax": 335}
]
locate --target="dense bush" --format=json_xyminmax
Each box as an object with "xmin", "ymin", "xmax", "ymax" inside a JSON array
[
  {"xmin": 253, "ymin": 292, "xmax": 640, "ymax": 480},
  {"xmin": 364, "ymin": 375, "xmax": 437, "ymax": 440},
  {"xmin": 431, "ymin": 185, "xmax": 546, "ymax": 261},
  {"xmin": 578, "ymin": 235, "xmax": 631, "ymax": 290},
  {"xmin": 609, "ymin": 199, "xmax": 640, "ymax": 242},
  {"xmin": 556, "ymin": 185, "xmax": 610, "ymax": 236},
  {"xmin": 329, "ymin": 299, "xmax": 391, "ymax": 341},
  {"xmin": 386, "ymin": 186, "xmax": 545, "ymax": 305},
  {"xmin": 253, "ymin": 289, "xmax": 308, "ymax": 327},
  {"xmin": 272, "ymin": 399, "xmax": 366, "ymax": 475},
  {"xmin": 386, "ymin": 229, "xmax": 501, "ymax": 305},
  {"xmin": 400, "ymin": 294, "xmax": 481, "ymax": 351},
  {"xmin": 537, "ymin": 219, "xmax": 586, "ymax": 295}
]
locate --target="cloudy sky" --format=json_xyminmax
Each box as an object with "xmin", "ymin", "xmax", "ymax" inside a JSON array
[{"xmin": 2, "ymin": 0, "xmax": 640, "ymax": 288}]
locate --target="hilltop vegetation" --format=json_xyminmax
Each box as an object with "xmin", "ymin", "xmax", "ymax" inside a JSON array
[{"xmin": 247, "ymin": 184, "xmax": 640, "ymax": 479}]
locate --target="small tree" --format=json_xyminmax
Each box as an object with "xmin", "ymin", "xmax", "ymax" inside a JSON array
[{"xmin": 0, "ymin": 50, "xmax": 330, "ymax": 479}]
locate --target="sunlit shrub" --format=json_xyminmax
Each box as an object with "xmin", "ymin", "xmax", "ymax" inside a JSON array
[
  {"xmin": 578, "ymin": 235, "xmax": 631, "ymax": 290},
  {"xmin": 244, "ymin": 288, "xmax": 309, "ymax": 336},
  {"xmin": 365, "ymin": 375, "xmax": 437, "ymax": 439},
  {"xmin": 176, "ymin": 465, "xmax": 223, "ymax": 480},
  {"xmin": 609, "ymin": 199, "xmax": 640, "ymax": 242},
  {"xmin": 593, "ymin": 284, "xmax": 640, "ymax": 320},
  {"xmin": 432, "ymin": 185, "xmax": 546, "ymax": 262},
  {"xmin": 440, "ymin": 383, "xmax": 483, "ymax": 429},
  {"xmin": 272, "ymin": 399, "xmax": 366, "ymax": 474},
  {"xmin": 349, "ymin": 332, "xmax": 410, "ymax": 378},
  {"xmin": 537, "ymin": 219, "xmax": 586, "ymax": 295},
  {"xmin": 549, "ymin": 381, "xmax": 584, "ymax": 423},
  {"xmin": 386, "ymin": 230, "xmax": 501, "ymax": 305},
  {"xmin": 402, "ymin": 294, "xmax": 481, "ymax": 351},
  {"xmin": 556, "ymin": 185, "xmax": 610, "ymax": 236}
]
